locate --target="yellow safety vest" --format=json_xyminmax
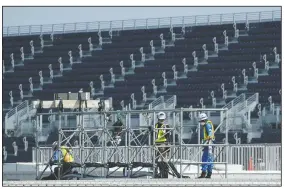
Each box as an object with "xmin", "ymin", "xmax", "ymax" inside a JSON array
[
  {"xmin": 203, "ymin": 120, "xmax": 215, "ymax": 141},
  {"xmin": 61, "ymin": 146, "xmax": 74, "ymax": 163},
  {"xmin": 155, "ymin": 123, "xmax": 167, "ymax": 143}
]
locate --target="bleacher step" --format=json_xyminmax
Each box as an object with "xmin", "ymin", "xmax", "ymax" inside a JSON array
[
  {"xmin": 219, "ymin": 44, "xmax": 228, "ymax": 51},
  {"xmin": 14, "ymin": 62, "xmax": 24, "ymax": 67},
  {"xmin": 187, "ymin": 66, "xmax": 198, "ymax": 72},
  {"xmin": 248, "ymin": 77, "xmax": 258, "ymax": 83},
  {"xmin": 145, "ymin": 54, "xmax": 155, "ymax": 61},
  {"xmin": 269, "ymin": 62, "xmax": 279, "ymax": 69},
  {"xmin": 115, "ymin": 75, "xmax": 124, "ymax": 82},
  {"xmin": 135, "ymin": 61, "xmax": 144, "ymax": 68},
  {"xmin": 105, "ymin": 84, "xmax": 114, "ymax": 89},
  {"xmin": 258, "ymin": 70, "xmax": 268, "ymax": 76}
]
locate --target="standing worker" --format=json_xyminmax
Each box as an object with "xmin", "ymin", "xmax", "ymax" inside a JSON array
[
  {"xmin": 198, "ymin": 113, "xmax": 215, "ymax": 179},
  {"xmin": 41, "ymin": 141, "xmax": 74, "ymax": 180},
  {"xmin": 155, "ymin": 112, "xmax": 171, "ymax": 178}
]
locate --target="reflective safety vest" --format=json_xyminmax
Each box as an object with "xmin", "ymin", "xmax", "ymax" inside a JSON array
[
  {"xmin": 203, "ymin": 120, "xmax": 215, "ymax": 141},
  {"xmin": 61, "ymin": 146, "xmax": 74, "ymax": 163},
  {"xmin": 155, "ymin": 123, "xmax": 168, "ymax": 143}
]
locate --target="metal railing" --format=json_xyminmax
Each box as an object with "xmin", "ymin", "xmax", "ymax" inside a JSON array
[
  {"xmin": 236, "ymin": 93, "xmax": 259, "ymax": 113},
  {"xmin": 5, "ymin": 101, "xmax": 38, "ymax": 136},
  {"xmin": 220, "ymin": 93, "xmax": 246, "ymax": 122},
  {"xmin": 223, "ymin": 93, "xmax": 246, "ymax": 111},
  {"xmin": 5, "ymin": 101, "xmax": 29, "ymax": 133},
  {"xmin": 32, "ymin": 143, "xmax": 281, "ymax": 171},
  {"xmin": 148, "ymin": 96, "xmax": 164, "ymax": 110},
  {"xmin": 164, "ymin": 95, "xmax": 177, "ymax": 109},
  {"xmin": 220, "ymin": 93, "xmax": 259, "ymax": 132},
  {"xmin": 3, "ymin": 10, "xmax": 281, "ymax": 37},
  {"xmin": 83, "ymin": 97, "xmax": 113, "ymax": 128},
  {"xmin": 141, "ymin": 95, "xmax": 177, "ymax": 126}
]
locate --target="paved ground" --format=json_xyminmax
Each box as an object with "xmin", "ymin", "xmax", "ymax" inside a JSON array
[
  {"xmin": 3, "ymin": 178, "xmax": 281, "ymax": 187},
  {"xmin": 4, "ymin": 170, "xmax": 281, "ymax": 180}
]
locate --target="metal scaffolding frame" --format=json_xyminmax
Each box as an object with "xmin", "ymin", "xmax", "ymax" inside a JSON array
[{"xmin": 35, "ymin": 108, "xmax": 229, "ymax": 180}]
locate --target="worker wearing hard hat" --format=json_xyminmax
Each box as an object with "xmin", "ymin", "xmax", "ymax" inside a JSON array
[
  {"xmin": 198, "ymin": 113, "xmax": 215, "ymax": 179},
  {"xmin": 41, "ymin": 141, "xmax": 74, "ymax": 180},
  {"xmin": 155, "ymin": 112, "xmax": 171, "ymax": 145},
  {"xmin": 154, "ymin": 112, "xmax": 171, "ymax": 178}
]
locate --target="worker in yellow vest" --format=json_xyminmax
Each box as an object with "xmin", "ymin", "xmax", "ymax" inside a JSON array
[
  {"xmin": 198, "ymin": 113, "xmax": 215, "ymax": 179},
  {"xmin": 42, "ymin": 141, "xmax": 74, "ymax": 180},
  {"xmin": 155, "ymin": 112, "xmax": 171, "ymax": 178}
]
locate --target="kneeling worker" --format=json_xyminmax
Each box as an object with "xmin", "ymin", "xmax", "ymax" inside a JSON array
[
  {"xmin": 42, "ymin": 141, "xmax": 74, "ymax": 180},
  {"xmin": 198, "ymin": 113, "xmax": 215, "ymax": 179}
]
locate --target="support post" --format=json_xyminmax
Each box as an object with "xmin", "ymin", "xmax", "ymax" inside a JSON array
[
  {"xmin": 58, "ymin": 113, "xmax": 62, "ymax": 180},
  {"xmin": 179, "ymin": 108, "xmax": 183, "ymax": 178},
  {"xmin": 35, "ymin": 115, "xmax": 40, "ymax": 179},
  {"xmin": 152, "ymin": 112, "xmax": 156, "ymax": 178},
  {"xmin": 197, "ymin": 120, "xmax": 201, "ymax": 176},
  {"xmin": 102, "ymin": 112, "xmax": 106, "ymax": 177},
  {"xmin": 127, "ymin": 111, "xmax": 131, "ymax": 177},
  {"xmin": 79, "ymin": 113, "xmax": 84, "ymax": 178},
  {"xmin": 225, "ymin": 109, "xmax": 229, "ymax": 178}
]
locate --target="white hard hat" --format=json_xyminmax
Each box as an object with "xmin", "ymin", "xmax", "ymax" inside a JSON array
[
  {"xmin": 199, "ymin": 113, "xmax": 208, "ymax": 121},
  {"xmin": 157, "ymin": 112, "xmax": 166, "ymax": 120}
]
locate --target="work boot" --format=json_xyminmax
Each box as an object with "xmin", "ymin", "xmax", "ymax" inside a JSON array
[
  {"xmin": 198, "ymin": 171, "xmax": 206, "ymax": 178},
  {"xmin": 206, "ymin": 172, "xmax": 212, "ymax": 178}
]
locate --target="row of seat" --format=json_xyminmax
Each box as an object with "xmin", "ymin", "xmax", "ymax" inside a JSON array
[{"xmin": 3, "ymin": 21, "xmax": 281, "ymax": 121}]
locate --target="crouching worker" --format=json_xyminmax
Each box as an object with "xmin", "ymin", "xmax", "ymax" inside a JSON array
[
  {"xmin": 198, "ymin": 113, "xmax": 215, "ymax": 179},
  {"xmin": 41, "ymin": 141, "xmax": 74, "ymax": 180}
]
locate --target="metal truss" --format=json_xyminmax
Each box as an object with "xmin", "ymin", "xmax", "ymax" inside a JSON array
[{"xmin": 34, "ymin": 108, "xmax": 229, "ymax": 180}]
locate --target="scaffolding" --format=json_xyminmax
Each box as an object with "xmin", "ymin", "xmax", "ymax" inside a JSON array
[{"xmin": 34, "ymin": 108, "xmax": 229, "ymax": 180}]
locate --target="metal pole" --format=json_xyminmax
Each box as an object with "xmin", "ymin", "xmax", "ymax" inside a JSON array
[
  {"xmin": 225, "ymin": 110, "xmax": 229, "ymax": 178},
  {"xmin": 125, "ymin": 108, "xmax": 128, "ymax": 148},
  {"xmin": 173, "ymin": 112, "xmax": 176, "ymax": 165},
  {"xmin": 152, "ymin": 112, "xmax": 156, "ymax": 178},
  {"xmin": 103, "ymin": 112, "xmax": 106, "ymax": 177},
  {"xmin": 127, "ymin": 111, "xmax": 131, "ymax": 177},
  {"xmin": 179, "ymin": 108, "xmax": 183, "ymax": 178},
  {"xmin": 40, "ymin": 115, "xmax": 43, "ymax": 134},
  {"xmin": 58, "ymin": 113, "xmax": 62, "ymax": 180},
  {"xmin": 35, "ymin": 116, "xmax": 39, "ymax": 179},
  {"xmin": 197, "ymin": 120, "xmax": 201, "ymax": 176},
  {"xmin": 79, "ymin": 113, "xmax": 84, "ymax": 178}
]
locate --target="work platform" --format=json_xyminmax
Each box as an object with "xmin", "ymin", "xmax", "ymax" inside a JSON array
[
  {"xmin": 29, "ymin": 96, "xmax": 280, "ymax": 181},
  {"xmin": 33, "ymin": 106, "xmax": 231, "ymax": 180},
  {"xmin": 3, "ymin": 177, "xmax": 281, "ymax": 187}
]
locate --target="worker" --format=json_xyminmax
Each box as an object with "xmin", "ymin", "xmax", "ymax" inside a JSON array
[
  {"xmin": 41, "ymin": 141, "xmax": 74, "ymax": 180},
  {"xmin": 155, "ymin": 112, "xmax": 171, "ymax": 178},
  {"xmin": 198, "ymin": 113, "xmax": 215, "ymax": 179}
]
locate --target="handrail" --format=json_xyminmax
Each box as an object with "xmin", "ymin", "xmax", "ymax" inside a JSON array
[
  {"xmin": 148, "ymin": 96, "xmax": 164, "ymax": 110},
  {"xmin": 164, "ymin": 95, "xmax": 177, "ymax": 109},
  {"xmin": 3, "ymin": 10, "xmax": 281, "ymax": 37},
  {"xmin": 223, "ymin": 93, "xmax": 246, "ymax": 111}
]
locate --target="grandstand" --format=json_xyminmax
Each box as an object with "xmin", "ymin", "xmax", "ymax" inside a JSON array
[{"xmin": 2, "ymin": 10, "xmax": 281, "ymax": 183}]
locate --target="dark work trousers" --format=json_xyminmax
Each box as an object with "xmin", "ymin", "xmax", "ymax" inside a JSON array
[
  {"xmin": 155, "ymin": 142, "xmax": 170, "ymax": 178},
  {"xmin": 41, "ymin": 163, "xmax": 73, "ymax": 180}
]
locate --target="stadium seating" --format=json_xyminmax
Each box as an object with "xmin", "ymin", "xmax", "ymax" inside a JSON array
[{"xmin": 3, "ymin": 20, "xmax": 281, "ymax": 163}]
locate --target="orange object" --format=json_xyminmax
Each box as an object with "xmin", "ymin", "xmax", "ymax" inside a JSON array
[{"xmin": 248, "ymin": 157, "xmax": 253, "ymax": 171}]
